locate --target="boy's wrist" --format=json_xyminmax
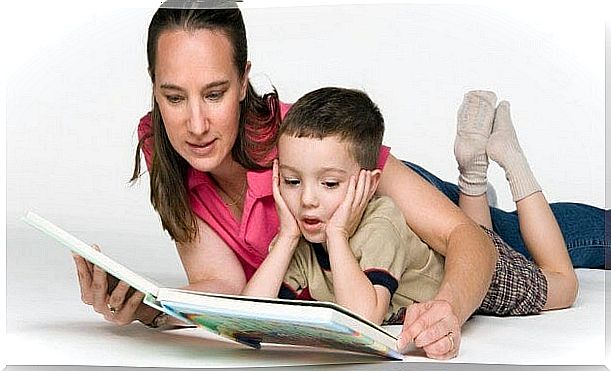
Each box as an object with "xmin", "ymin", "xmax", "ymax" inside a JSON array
[
  {"xmin": 325, "ymin": 229, "xmax": 349, "ymax": 246},
  {"xmin": 272, "ymin": 233, "xmax": 300, "ymax": 251}
]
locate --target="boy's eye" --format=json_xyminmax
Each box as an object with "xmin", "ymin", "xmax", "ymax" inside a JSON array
[
  {"xmin": 283, "ymin": 178, "xmax": 300, "ymax": 186},
  {"xmin": 323, "ymin": 181, "xmax": 339, "ymax": 189},
  {"xmin": 166, "ymin": 95, "xmax": 184, "ymax": 104}
]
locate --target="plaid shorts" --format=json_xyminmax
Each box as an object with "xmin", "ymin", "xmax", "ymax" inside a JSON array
[{"xmin": 477, "ymin": 226, "xmax": 548, "ymax": 316}]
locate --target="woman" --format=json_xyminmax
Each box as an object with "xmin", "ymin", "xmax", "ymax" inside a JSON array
[{"xmin": 73, "ymin": 1, "xmax": 606, "ymax": 360}]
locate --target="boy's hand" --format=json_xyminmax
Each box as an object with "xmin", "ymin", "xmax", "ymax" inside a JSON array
[
  {"xmin": 272, "ymin": 159, "xmax": 301, "ymax": 241},
  {"xmin": 326, "ymin": 170, "xmax": 374, "ymax": 240}
]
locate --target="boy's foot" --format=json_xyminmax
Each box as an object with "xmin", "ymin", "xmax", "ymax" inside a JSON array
[
  {"xmin": 487, "ymin": 101, "xmax": 541, "ymax": 201},
  {"xmin": 454, "ymin": 90, "xmax": 497, "ymax": 196}
]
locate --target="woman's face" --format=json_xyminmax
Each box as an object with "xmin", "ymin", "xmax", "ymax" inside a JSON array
[{"xmin": 153, "ymin": 29, "xmax": 249, "ymax": 173}]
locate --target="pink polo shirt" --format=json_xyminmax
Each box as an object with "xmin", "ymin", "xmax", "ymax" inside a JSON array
[{"xmin": 138, "ymin": 102, "xmax": 390, "ymax": 279}]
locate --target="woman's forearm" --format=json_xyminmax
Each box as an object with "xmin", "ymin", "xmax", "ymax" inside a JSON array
[
  {"xmin": 377, "ymin": 155, "xmax": 497, "ymax": 324},
  {"xmin": 434, "ymin": 223, "xmax": 497, "ymax": 324}
]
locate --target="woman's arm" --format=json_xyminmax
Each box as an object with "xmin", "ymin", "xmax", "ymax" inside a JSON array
[
  {"xmin": 377, "ymin": 155, "xmax": 497, "ymax": 358},
  {"xmin": 176, "ymin": 216, "xmax": 247, "ymax": 294},
  {"xmin": 134, "ymin": 216, "xmax": 250, "ymax": 327}
]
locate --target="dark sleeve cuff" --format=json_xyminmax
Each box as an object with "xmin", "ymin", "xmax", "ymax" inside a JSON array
[
  {"xmin": 365, "ymin": 269, "xmax": 399, "ymax": 296},
  {"xmin": 278, "ymin": 283, "xmax": 298, "ymax": 300}
]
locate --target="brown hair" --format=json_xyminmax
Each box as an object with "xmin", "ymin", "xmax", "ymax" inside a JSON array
[
  {"xmin": 279, "ymin": 87, "xmax": 384, "ymax": 170},
  {"xmin": 131, "ymin": 0, "xmax": 281, "ymax": 243}
]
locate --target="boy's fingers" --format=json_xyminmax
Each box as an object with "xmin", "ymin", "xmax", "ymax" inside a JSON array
[
  {"xmin": 344, "ymin": 175, "xmax": 357, "ymax": 207},
  {"xmin": 351, "ymin": 170, "xmax": 366, "ymax": 210},
  {"xmin": 359, "ymin": 171, "xmax": 372, "ymax": 209},
  {"xmin": 272, "ymin": 160, "xmax": 283, "ymax": 201}
]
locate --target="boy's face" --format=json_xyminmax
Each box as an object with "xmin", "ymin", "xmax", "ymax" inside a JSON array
[{"xmin": 277, "ymin": 134, "xmax": 361, "ymax": 243}]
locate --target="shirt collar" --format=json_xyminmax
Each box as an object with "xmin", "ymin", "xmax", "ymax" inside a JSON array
[
  {"xmin": 187, "ymin": 167, "xmax": 273, "ymax": 198},
  {"xmin": 246, "ymin": 169, "xmax": 273, "ymax": 198},
  {"xmin": 187, "ymin": 167, "xmax": 213, "ymax": 191}
]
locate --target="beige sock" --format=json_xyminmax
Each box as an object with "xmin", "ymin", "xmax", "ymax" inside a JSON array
[
  {"xmin": 454, "ymin": 90, "xmax": 497, "ymax": 196},
  {"xmin": 487, "ymin": 101, "xmax": 541, "ymax": 201}
]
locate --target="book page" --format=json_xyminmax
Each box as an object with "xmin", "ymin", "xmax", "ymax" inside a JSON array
[{"xmin": 22, "ymin": 211, "xmax": 161, "ymax": 298}]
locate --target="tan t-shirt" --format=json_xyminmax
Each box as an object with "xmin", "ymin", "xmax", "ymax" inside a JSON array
[{"xmin": 276, "ymin": 196, "xmax": 445, "ymax": 323}]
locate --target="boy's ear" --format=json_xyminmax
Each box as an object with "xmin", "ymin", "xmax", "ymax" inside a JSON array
[{"xmin": 368, "ymin": 169, "xmax": 383, "ymax": 199}]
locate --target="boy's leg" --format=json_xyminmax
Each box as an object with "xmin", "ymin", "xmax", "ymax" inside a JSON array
[
  {"xmin": 489, "ymin": 203, "xmax": 607, "ymax": 268},
  {"xmin": 477, "ymin": 226, "xmax": 547, "ymax": 316},
  {"xmin": 453, "ymin": 90, "xmax": 497, "ymax": 229},
  {"xmin": 401, "ymin": 165, "xmax": 608, "ymax": 268},
  {"xmin": 487, "ymin": 101, "xmax": 577, "ymax": 309}
]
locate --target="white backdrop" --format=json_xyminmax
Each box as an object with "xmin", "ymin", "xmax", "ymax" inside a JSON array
[
  {"xmin": 2, "ymin": 1, "xmax": 609, "ymax": 369},
  {"xmin": 5, "ymin": 1, "xmax": 607, "ymax": 246}
]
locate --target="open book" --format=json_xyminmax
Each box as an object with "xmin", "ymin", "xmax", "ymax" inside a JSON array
[{"xmin": 22, "ymin": 211, "xmax": 402, "ymax": 360}]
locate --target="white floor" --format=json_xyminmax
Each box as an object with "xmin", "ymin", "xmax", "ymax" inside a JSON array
[{"xmin": 4, "ymin": 227, "xmax": 609, "ymax": 368}]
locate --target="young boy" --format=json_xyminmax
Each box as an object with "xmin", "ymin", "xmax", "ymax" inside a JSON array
[{"xmin": 242, "ymin": 87, "xmax": 575, "ymax": 326}]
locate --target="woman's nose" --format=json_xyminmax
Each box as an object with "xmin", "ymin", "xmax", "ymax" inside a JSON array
[{"xmin": 186, "ymin": 102, "xmax": 210, "ymax": 136}]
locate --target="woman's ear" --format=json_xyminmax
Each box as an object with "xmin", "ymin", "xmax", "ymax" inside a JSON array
[
  {"xmin": 369, "ymin": 169, "xmax": 383, "ymax": 199},
  {"xmin": 240, "ymin": 61, "xmax": 251, "ymax": 101}
]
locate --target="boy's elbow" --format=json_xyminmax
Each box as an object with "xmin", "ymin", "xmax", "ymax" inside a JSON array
[
  {"xmin": 544, "ymin": 270, "xmax": 579, "ymax": 311},
  {"xmin": 557, "ymin": 269, "xmax": 578, "ymax": 309},
  {"xmin": 563, "ymin": 271, "xmax": 579, "ymax": 308}
]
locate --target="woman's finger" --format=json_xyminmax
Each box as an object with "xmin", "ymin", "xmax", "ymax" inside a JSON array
[
  {"xmin": 112, "ymin": 291, "xmax": 145, "ymax": 326},
  {"xmin": 73, "ymin": 254, "xmax": 93, "ymax": 305},
  {"xmin": 91, "ymin": 265, "xmax": 110, "ymax": 315},
  {"xmin": 397, "ymin": 302, "xmax": 430, "ymax": 351},
  {"xmin": 413, "ymin": 310, "xmax": 457, "ymax": 349},
  {"xmin": 422, "ymin": 330, "xmax": 460, "ymax": 360},
  {"xmin": 108, "ymin": 280, "xmax": 131, "ymax": 311},
  {"xmin": 398, "ymin": 300, "xmax": 458, "ymax": 351}
]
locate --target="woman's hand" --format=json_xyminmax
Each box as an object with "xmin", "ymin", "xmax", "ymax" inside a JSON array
[
  {"xmin": 72, "ymin": 244, "xmax": 154, "ymax": 326},
  {"xmin": 272, "ymin": 159, "xmax": 301, "ymax": 241},
  {"xmin": 397, "ymin": 300, "xmax": 461, "ymax": 359},
  {"xmin": 326, "ymin": 170, "xmax": 374, "ymax": 240}
]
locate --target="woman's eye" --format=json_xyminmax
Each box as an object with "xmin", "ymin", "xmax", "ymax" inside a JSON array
[
  {"xmin": 206, "ymin": 91, "xmax": 224, "ymax": 101},
  {"xmin": 166, "ymin": 95, "xmax": 184, "ymax": 104},
  {"xmin": 323, "ymin": 181, "xmax": 339, "ymax": 189},
  {"xmin": 283, "ymin": 178, "xmax": 300, "ymax": 186}
]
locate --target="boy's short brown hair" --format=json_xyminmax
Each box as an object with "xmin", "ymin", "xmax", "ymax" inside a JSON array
[{"xmin": 279, "ymin": 87, "xmax": 384, "ymax": 170}]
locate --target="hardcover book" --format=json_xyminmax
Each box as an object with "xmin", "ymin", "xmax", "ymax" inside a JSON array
[{"xmin": 23, "ymin": 211, "xmax": 402, "ymax": 360}]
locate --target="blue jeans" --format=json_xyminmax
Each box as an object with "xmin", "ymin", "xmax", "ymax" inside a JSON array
[{"xmin": 403, "ymin": 161, "xmax": 609, "ymax": 269}]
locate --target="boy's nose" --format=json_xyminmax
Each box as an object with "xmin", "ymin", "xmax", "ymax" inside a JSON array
[{"xmin": 300, "ymin": 187, "xmax": 319, "ymax": 208}]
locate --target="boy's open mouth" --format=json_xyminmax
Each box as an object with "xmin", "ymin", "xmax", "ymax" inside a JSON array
[{"xmin": 301, "ymin": 217, "xmax": 323, "ymax": 232}]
